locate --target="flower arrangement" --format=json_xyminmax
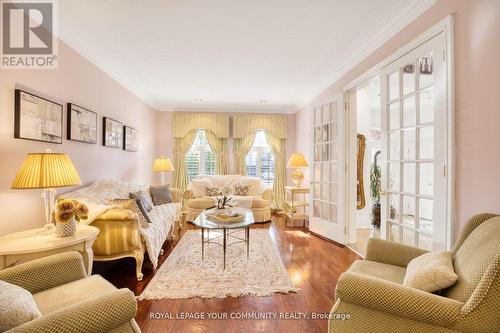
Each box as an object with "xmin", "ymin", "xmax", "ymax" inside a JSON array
[
  {"xmin": 54, "ymin": 199, "xmax": 89, "ymax": 224},
  {"xmin": 208, "ymin": 185, "xmax": 234, "ymax": 210}
]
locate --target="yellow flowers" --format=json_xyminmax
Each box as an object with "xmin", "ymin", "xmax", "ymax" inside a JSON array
[{"xmin": 54, "ymin": 199, "xmax": 89, "ymax": 224}]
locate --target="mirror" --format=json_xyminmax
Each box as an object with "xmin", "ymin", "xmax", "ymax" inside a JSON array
[{"xmin": 357, "ymin": 134, "xmax": 366, "ymax": 209}]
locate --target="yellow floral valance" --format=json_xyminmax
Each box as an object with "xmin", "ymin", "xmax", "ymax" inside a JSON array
[
  {"xmin": 173, "ymin": 112, "xmax": 229, "ymax": 138},
  {"xmin": 233, "ymin": 114, "xmax": 287, "ymax": 139}
]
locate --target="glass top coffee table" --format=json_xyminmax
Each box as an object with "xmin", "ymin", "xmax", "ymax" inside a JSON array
[{"xmin": 192, "ymin": 208, "xmax": 254, "ymax": 269}]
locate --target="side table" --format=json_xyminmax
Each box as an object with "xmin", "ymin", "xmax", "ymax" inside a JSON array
[
  {"xmin": 284, "ymin": 186, "xmax": 310, "ymax": 228},
  {"xmin": 0, "ymin": 225, "xmax": 99, "ymax": 275}
]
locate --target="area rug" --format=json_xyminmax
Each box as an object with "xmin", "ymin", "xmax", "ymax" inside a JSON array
[{"xmin": 138, "ymin": 229, "xmax": 299, "ymax": 300}]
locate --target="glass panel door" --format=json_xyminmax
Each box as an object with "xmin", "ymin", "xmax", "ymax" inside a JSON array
[
  {"xmin": 380, "ymin": 33, "xmax": 447, "ymax": 250},
  {"xmin": 310, "ymin": 94, "xmax": 346, "ymax": 243}
]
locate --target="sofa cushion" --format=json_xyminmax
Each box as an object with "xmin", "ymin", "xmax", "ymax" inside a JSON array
[
  {"xmin": 404, "ymin": 251, "xmax": 458, "ymax": 292},
  {"xmin": 206, "ymin": 186, "xmax": 222, "ymax": 197},
  {"xmin": 207, "ymin": 175, "xmax": 242, "ymax": 188},
  {"xmin": 191, "ymin": 178, "xmax": 212, "ymax": 198},
  {"xmin": 109, "ymin": 199, "xmax": 149, "ymax": 228},
  {"xmin": 347, "ymin": 260, "xmax": 406, "ymax": 284},
  {"xmin": 241, "ymin": 176, "xmax": 262, "ymax": 196},
  {"xmin": 0, "ymin": 280, "xmax": 41, "ymax": 331},
  {"xmin": 443, "ymin": 216, "xmax": 500, "ymax": 302},
  {"xmin": 130, "ymin": 191, "xmax": 153, "ymax": 212},
  {"xmin": 149, "ymin": 185, "xmax": 173, "ymax": 205},
  {"xmin": 32, "ymin": 275, "xmax": 115, "ymax": 315},
  {"xmin": 234, "ymin": 184, "xmax": 250, "ymax": 196},
  {"xmin": 190, "ymin": 198, "xmax": 215, "ymax": 209}
]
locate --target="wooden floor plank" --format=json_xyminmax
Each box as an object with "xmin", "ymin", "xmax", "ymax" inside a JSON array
[{"xmin": 94, "ymin": 214, "xmax": 360, "ymax": 333}]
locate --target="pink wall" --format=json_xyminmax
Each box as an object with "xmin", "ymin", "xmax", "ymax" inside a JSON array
[
  {"xmin": 0, "ymin": 41, "xmax": 158, "ymax": 235},
  {"xmin": 156, "ymin": 112, "xmax": 296, "ymax": 185},
  {"xmin": 295, "ymin": 0, "xmax": 500, "ymax": 240}
]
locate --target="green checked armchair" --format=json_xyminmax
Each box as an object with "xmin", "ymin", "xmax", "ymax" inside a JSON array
[
  {"xmin": 329, "ymin": 213, "xmax": 500, "ymax": 333},
  {"xmin": 0, "ymin": 251, "xmax": 141, "ymax": 333}
]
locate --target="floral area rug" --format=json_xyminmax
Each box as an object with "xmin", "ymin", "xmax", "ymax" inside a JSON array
[{"xmin": 138, "ymin": 229, "xmax": 299, "ymax": 300}]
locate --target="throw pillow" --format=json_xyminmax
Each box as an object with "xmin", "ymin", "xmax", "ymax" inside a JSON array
[
  {"xmin": 403, "ymin": 251, "xmax": 458, "ymax": 292},
  {"xmin": 0, "ymin": 280, "xmax": 41, "ymax": 331},
  {"xmin": 149, "ymin": 185, "xmax": 173, "ymax": 205},
  {"xmin": 206, "ymin": 186, "xmax": 222, "ymax": 197},
  {"xmin": 234, "ymin": 184, "xmax": 250, "ymax": 196},
  {"xmin": 130, "ymin": 191, "xmax": 153, "ymax": 212},
  {"xmin": 110, "ymin": 198, "xmax": 151, "ymax": 227}
]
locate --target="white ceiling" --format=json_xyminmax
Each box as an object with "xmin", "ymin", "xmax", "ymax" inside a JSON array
[{"xmin": 58, "ymin": 0, "xmax": 434, "ymax": 113}]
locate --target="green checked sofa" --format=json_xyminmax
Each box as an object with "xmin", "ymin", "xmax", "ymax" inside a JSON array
[
  {"xmin": 329, "ymin": 213, "xmax": 500, "ymax": 333},
  {"xmin": 0, "ymin": 251, "xmax": 141, "ymax": 333}
]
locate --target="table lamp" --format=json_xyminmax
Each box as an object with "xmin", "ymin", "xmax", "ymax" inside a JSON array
[
  {"xmin": 286, "ymin": 153, "xmax": 309, "ymax": 187},
  {"xmin": 11, "ymin": 150, "xmax": 81, "ymax": 228},
  {"xmin": 153, "ymin": 157, "xmax": 174, "ymax": 185}
]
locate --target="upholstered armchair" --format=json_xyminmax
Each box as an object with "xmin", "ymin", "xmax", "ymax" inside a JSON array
[
  {"xmin": 329, "ymin": 213, "xmax": 500, "ymax": 333},
  {"xmin": 0, "ymin": 251, "xmax": 141, "ymax": 333}
]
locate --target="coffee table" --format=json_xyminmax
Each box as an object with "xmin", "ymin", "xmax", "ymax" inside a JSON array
[{"xmin": 192, "ymin": 208, "xmax": 254, "ymax": 269}]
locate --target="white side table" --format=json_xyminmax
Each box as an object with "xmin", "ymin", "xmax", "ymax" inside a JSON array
[{"xmin": 0, "ymin": 225, "xmax": 99, "ymax": 275}]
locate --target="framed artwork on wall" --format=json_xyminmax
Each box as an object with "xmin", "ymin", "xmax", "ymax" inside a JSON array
[
  {"xmin": 14, "ymin": 89, "xmax": 63, "ymax": 144},
  {"xmin": 102, "ymin": 117, "xmax": 123, "ymax": 148},
  {"xmin": 123, "ymin": 126, "xmax": 138, "ymax": 152},
  {"xmin": 67, "ymin": 103, "xmax": 97, "ymax": 144}
]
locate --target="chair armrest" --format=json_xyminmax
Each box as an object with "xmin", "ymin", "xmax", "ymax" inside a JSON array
[
  {"xmin": 365, "ymin": 238, "xmax": 428, "ymax": 267},
  {"xmin": 0, "ymin": 252, "xmax": 86, "ymax": 294},
  {"xmin": 97, "ymin": 208, "xmax": 136, "ymax": 221},
  {"xmin": 261, "ymin": 188, "xmax": 273, "ymax": 201},
  {"xmin": 183, "ymin": 188, "xmax": 194, "ymax": 200},
  {"xmin": 169, "ymin": 187, "xmax": 182, "ymax": 203},
  {"xmin": 9, "ymin": 289, "xmax": 137, "ymax": 333},
  {"xmin": 336, "ymin": 272, "xmax": 463, "ymax": 327}
]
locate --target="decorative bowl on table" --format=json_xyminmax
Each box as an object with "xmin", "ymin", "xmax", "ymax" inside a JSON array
[{"xmin": 205, "ymin": 211, "xmax": 245, "ymax": 223}]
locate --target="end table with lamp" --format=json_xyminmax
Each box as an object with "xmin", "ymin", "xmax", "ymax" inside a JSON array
[{"xmin": 285, "ymin": 153, "xmax": 310, "ymax": 227}]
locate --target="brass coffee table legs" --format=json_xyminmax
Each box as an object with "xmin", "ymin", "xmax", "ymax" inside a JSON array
[{"xmin": 200, "ymin": 226, "xmax": 250, "ymax": 270}]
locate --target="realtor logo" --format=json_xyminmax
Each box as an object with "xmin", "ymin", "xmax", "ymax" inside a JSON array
[{"xmin": 1, "ymin": 0, "xmax": 58, "ymax": 69}]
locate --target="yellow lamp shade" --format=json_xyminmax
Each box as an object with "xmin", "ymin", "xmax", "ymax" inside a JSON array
[
  {"xmin": 11, "ymin": 153, "xmax": 81, "ymax": 189},
  {"xmin": 286, "ymin": 153, "xmax": 309, "ymax": 168},
  {"xmin": 153, "ymin": 157, "xmax": 175, "ymax": 172}
]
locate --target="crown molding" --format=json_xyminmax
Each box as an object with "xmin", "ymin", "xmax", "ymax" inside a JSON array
[{"xmin": 296, "ymin": 0, "xmax": 435, "ymax": 111}]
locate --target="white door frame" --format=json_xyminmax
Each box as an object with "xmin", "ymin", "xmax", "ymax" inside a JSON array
[{"xmin": 343, "ymin": 16, "xmax": 455, "ymax": 249}]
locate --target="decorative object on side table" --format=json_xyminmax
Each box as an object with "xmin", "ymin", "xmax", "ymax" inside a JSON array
[
  {"xmin": 123, "ymin": 126, "xmax": 138, "ymax": 151},
  {"xmin": 14, "ymin": 89, "xmax": 63, "ymax": 144},
  {"xmin": 286, "ymin": 152, "xmax": 309, "ymax": 187},
  {"xmin": 11, "ymin": 150, "xmax": 82, "ymax": 229},
  {"xmin": 102, "ymin": 117, "xmax": 123, "ymax": 148},
  {"xmin": 152, "ymin": 156, "xmax": 175, "ymax": 185},
  {"xmin": 67, "ymin": 103, "xmax": 97, "ymax": 143},
  {"xmin": 53, "ymin": 199, "xmax": 89, "ymax": 237}
]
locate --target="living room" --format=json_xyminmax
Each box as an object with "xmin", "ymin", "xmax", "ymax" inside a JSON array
[{"xmin": 0, "ymin": 0, "xmax": 499, "ymax": 332}]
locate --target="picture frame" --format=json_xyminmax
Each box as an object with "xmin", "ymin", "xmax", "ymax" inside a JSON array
[
  {"xmin": 14, "ymin": 89, "xmax": 63, "ymax": 144},
  {"xmin": 102, "ymin": 117, "xmax": 123, "ymax": 148},
  {"xmin": 67, "ymin": 103, "xmax": 97, "ymax": 144},
  {"xmin": 123, "ymin": 126, "xmax": 138, "ymax": 152}
]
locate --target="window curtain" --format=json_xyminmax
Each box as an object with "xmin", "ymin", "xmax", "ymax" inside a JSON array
[
  {"xmin": 205, "ymin": 130, "xmax": 228, "ymax": 175},
  {"xmin": 264, "ymin": 131, "xmax": 286, "ymax": 211},
  {"xmin": 233, "ymin": 131, "xmax": 257, "ymax": 175},
  {"xmin": 173, "ymin": 129, "xmax": 197, "ymax": 192}
]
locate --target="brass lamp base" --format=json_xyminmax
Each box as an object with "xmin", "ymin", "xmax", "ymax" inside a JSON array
[{"xmin": 291, "ymin": 169, "xmax": 304, "ymax": 187}]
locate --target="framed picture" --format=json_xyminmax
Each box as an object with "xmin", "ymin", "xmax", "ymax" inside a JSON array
[
  {"xmin": 102, "ymin": 117, "xmax": 123, "ymax": 148},
  {"xmin": 67, "ymin": 103, "xmax": 97, "ymax": 144},
  {"xmin": 123, "ymin": 126, "xmax": 138, "ymax": 152},
  {"xmin": 14, "ymin": 89, "xmax": 63, "ymax": 144}
]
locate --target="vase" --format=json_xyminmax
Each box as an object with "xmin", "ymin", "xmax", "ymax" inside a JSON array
[{"xmin": 55, "ymin": 218, "xmax": 76, "ymax": 237}]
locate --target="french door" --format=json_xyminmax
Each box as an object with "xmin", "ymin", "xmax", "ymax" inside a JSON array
[
  {"xmin": 310, "ymin": 94, "xmax": 346, "ymax": 243},
  {"xmin": 380, "ymin": 33, "xmax": 448, "ymax": 250}
]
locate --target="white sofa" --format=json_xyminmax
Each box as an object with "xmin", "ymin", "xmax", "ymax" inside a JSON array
[
  {"xmin": 62, "ymin": 180, "xmax": 181, "ymax": 281},
  {"xmin": 184, "ymin": 175, "xmax": 272, "ymax": 223}
]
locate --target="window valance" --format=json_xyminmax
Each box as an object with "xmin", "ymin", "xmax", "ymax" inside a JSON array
[
  {"xmin": 173, "ymin": 112, "xmax": 229, "ymax": 138},
  {"xmin": 233, "ymin": 114, "xmax": 287, "ymax": 139}
]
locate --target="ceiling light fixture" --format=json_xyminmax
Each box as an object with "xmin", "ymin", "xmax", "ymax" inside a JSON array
[
  {"xmin": 194, "ymin": 98, "xmax": 203, "ymax": 102},
  {"xmin": 259, "ymin": 99, "xmax": 268, "ymax": 104}
]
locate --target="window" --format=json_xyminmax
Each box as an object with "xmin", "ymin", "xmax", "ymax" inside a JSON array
[
  {"xmin": 246, "ymin": 130, "xmax": 275, "ymax": 186},
  {"xmin": 186, "ymin": 129, "xmax": 216, "ymax": 183}
]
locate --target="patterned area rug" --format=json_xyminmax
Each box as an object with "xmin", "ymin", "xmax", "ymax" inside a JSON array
[{"xmin": 138, "ymin": 229, "xmax": 299, "ymax": 300}]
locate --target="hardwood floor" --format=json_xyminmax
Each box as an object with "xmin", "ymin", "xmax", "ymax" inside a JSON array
[{"xmin": 94, "ymin": 214, "xmax": 360, "ymax": 333}]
